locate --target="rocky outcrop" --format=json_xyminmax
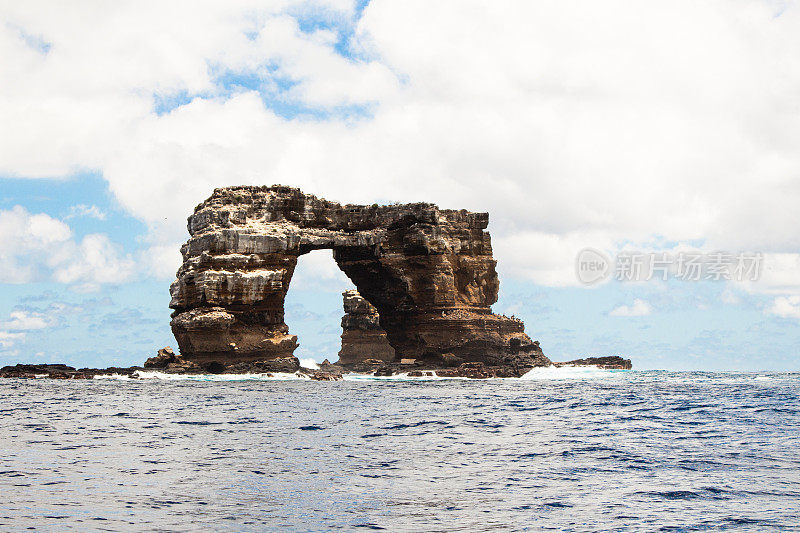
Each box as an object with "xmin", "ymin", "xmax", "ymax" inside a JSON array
[
  {"xmin": 554, "ymin": 356, "xmax": 632, "ymax": 370},
  {"xmin": 169, "ymin": 185, "xmax": 551, "ymax": 374},
  {"xmin": 308, "ymin": 371, "xmax": 343, "ymax": 381},
  {"xmin": 222, "ymin": 357, "xmax": 300, "ymax": 374},
  {"xmin": 143, "ymin": 346, "xmax": 202, "ymax": 372},
  {"xmin": 0, "ymin": 363, "xmax": 143, "ymax": 379},
  {"xmin": 337, "ymin": 290, "xmax": 395, "ymax": 366}
]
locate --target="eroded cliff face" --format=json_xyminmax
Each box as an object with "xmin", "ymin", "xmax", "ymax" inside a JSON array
[
  {"xmin": 169, "ymin": 185, "xmax": 550, "ymax": 372},
  {"xmin": 337, "ymin": 290, "xmax": 395, "ymax": 366}
]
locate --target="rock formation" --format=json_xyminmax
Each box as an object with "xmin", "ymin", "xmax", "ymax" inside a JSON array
[
  {"xmin": 554, "ymin": 356, "xmax": 632, "ymax": 370},
  {"xmin": 169, "ymin": 185, "xmax": 551, "ymax": 375},
  {"xmin": 336, "ymin": 290, "xmax": 395, "ymax": 366},
  {"xmin": 143, "ymin": 346, "xmax": 201, "ymax": 371},
  {"xmin": 0, "ymin": 363, "xmax": 143, "ymax": 379}
]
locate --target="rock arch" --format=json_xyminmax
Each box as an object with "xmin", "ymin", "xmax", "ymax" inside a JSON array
[{"xmin": 169, "ymin": 185, "xmax": 549, "ymax": 373}]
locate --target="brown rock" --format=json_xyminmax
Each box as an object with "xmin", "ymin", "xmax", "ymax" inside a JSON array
[
  {"xmin": 373, "ymin": 366, "xmax": 394, "ymax": 377},
  {"xmin": 316, "ymin": 360, "xmax": 345, "ymax": 374},
  {"xmin": 310, "ymin": 371, "xmax": 343, "ymax": 381},
  {"xmin": 456, "ymin": 362, "xmax": 492, "ymax": 379},
  {"xmin": 348, "ymin": 358, "xmax": 387, "ymax": 372},
  {"xmin": 224, "ymin": 357, "xmax": 300, "ymax": 374},
  {"xmin": 554, "ymin": 356, "xmax": 632, "ymax": 370},
  {"xmin": 144, "ymin": 347, "xmax": 178, "ymax": 368},
  {"xmin": 169, "ymin": 185, "xmax": 552, "ymax": 371},
  {"xmin": 337, "ymin": 290, "xmax": 395, "ymax": 366}
]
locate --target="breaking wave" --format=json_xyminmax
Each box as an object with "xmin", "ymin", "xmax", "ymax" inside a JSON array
[
  {"xmin": 92, "ymin": 366, "xmax": 628, "ymax": 382},
  {"xmin": 298, "ymin": 358, "xmax": 319, "ymax": 370},
  {"xmin": 519, "ymin": 365, "xmax": 628, "ymax": 380},
  {"xmin": 95, "ymin": 371, "xmax": 311, "ymax": 381}
]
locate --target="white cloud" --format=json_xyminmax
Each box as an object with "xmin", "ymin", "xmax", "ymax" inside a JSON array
[
  {"xmin": 66, "ymin": 204, "xmax": 106, "ymax": 221},
  {"xmin": 51, "ymin": 233, "xmax": 136, "ymax": 290},
  {"xmin": 0, "ymin": 331, "xmax": 25, "ymax": 349},
  {"xmin": 0, "ymin": 206, "xmax": 72, "ymax": 283},
  {"xmin": 739, "ymin": 253, "xmax": 800, "ymax": 296},
  {"xmin": 290, "ymin": 249, "xmax": 354, "ymax": 292},
  {"xmin": 494, "ymin": 230, "xmax": 616, "ymax": 287},
  {"xmin": 768, "ymin": 295, "xmax": 800, "ymax": 319},
  {"xmin": 1, "ymin": 1, "xmax": 800, "ymax": 296},
  {"xmin": 609, "ymin": 299, "xmax": 652, "ymax": 317},
  {"xmin": 0, "ymin": 206, "xmax": 134, "ymax": 289},
  {"xmin": 0, "ymin": 310, "xmax": 51, "ymax": 330}
]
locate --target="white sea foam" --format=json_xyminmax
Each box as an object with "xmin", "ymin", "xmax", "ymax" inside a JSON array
[
  {"xmin": 299, "ymin": 358, "xmax": 320, "ymax": 370},
  {"xmin": 92, "ymin": 366, "xmax": 627, "ymax": 382},
  {"xmin": 113, "ymin": 371, "xmax": 312, "ymax": 381},
  {"xmin": 343, "ymin": 372, "xmax": 461, "ymax": 381},
  {"xmin": 519, "ymin": 365, "xmax": 626, "ymax": 380}
]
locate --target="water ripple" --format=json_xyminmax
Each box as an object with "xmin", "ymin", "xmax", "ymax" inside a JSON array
[{"xmin": 0, "ymin": 370, "xmax": 798, "ymax": 531}]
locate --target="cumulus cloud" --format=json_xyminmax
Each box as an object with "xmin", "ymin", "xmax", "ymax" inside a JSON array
[
  {"xmin": 65, "ymin": 204, "xmax": 107, "ymax": 220},
  {"xmin": 740, "ymin": 253, "xmax": 800, "ymax": 296},
  {"xmin": 0, "ymin": 310, "xmax": 51, "ymax": 330},
  {"xmin": 0, "ymin": 331, "xmax": 25, "ymax": 349},
  {"xmin": 0, "ymin": 206, "xmax": 135, "ymax": 289},
  {"xmin": 1, "ymin": 0, "xmax": 800, "ymax": 295},
  {"xmin": 609, "ymin": 299, "xmax": 652, "ymax": 317},
  {"xmin": 290, "ymin": 249, "xmax": 354, "ymax": 292},
  {"xmin": 768, "ymin": 295, "xmax": 800, "ymax": 319}
]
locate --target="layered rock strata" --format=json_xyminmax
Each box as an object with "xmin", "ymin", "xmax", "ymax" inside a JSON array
[
  {"xmin": 336, "ymin": 290, "xmax": 395, "ymax": 366},
  {"xmin": 169, "ymin": 185, "xmax": 551, "ymax": 375}
]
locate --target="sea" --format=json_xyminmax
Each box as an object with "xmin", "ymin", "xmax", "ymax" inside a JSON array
[{"xmin": 1, "ymin": 368, "xmax": 799, "ymax": 532}]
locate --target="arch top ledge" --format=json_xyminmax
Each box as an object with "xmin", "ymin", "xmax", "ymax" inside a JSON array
[{"xmin": 170, "ymin": 185, "xmax": 550, "ymax": 374}]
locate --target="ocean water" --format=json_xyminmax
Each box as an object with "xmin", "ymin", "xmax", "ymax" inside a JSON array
[{"xmin": 1, "ymin": 370, "xmax": 799, "ymax": 532}]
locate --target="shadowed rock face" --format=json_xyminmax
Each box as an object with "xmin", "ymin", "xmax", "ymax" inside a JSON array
[
  {"xmin": 337, "ymin": 290, "xmax": 395, "ymax": 365},
  {"xmin": 169, "ymin": 185, "xmax": 550, "ymax": 371}
]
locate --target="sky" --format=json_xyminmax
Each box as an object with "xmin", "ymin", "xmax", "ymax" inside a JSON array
[{"xmin": 1, "ymin": 0, "xmax": 799, "ymax": 371}]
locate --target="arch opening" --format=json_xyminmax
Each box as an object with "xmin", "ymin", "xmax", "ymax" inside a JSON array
[{"xmin": 283, "ymin": 249, "xmax": 354, "ymax": 366}]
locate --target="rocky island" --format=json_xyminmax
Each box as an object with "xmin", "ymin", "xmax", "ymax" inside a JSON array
[
  {"xmin": 0, "ymin": 185, "xmax": 631, "ymax": 380},
  {"xmin": 168, "ymin": 185, "xmax": 551, "ymax": 378}
]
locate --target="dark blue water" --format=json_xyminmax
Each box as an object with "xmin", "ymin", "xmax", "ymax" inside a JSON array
[{"xmin": 1, "ymin": 370, "xmax": 799, "ymax": 532}]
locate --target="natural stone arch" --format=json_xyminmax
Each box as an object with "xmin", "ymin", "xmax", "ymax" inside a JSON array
[{"xmin": 169, "ymin": 185, "xmax": 549, "ymax": 372}]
